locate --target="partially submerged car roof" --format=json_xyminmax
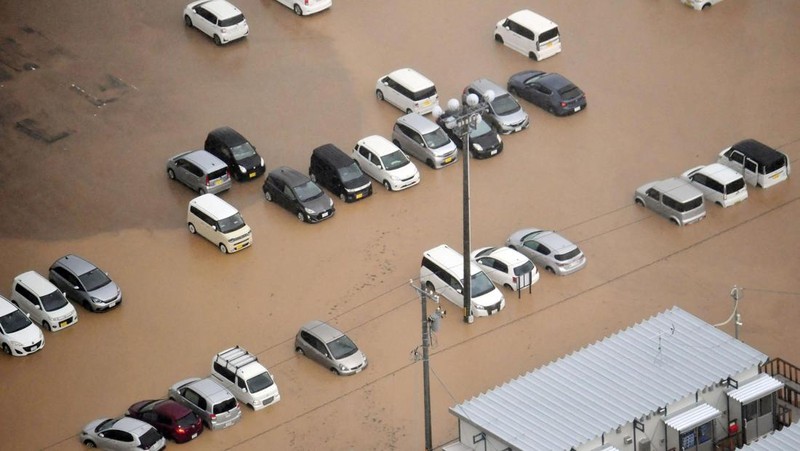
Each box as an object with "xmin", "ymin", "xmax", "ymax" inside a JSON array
[
  {"xmin": 312, "ymin": 144, "xmax": 352, "ymax": 169},
  {"xmin": 730, "ymin": 139, "xmax": 785, "ymax": 167}
]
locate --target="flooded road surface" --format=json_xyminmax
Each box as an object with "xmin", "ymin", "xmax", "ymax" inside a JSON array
[{"xmin": 1, "ymin": 1, "xmax": 799, "ymax": 449}]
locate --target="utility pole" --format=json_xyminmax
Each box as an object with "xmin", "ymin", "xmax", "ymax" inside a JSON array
[
  {"xmin": 731, "ymin": 285, "xmax": 742, "ymax": 339},
  {"xmin": 410, "ymin": 280, "xmax": 439, "ymax": 451}
]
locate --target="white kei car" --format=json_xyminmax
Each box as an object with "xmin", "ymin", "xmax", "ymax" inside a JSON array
[
  {"xmin": 184, "ymin": 0, "xmax": 249, "ymax": 46},
  {"xmin": 471, "ymin": 247, "xmax": 539, "ymax": 291},
  {"xmin": 273, "ymin": 0, "xmax": 331, "ymax": 16},
  {"xmin": 11, "ymin": 271, "xmax": 78, "ymax": 332},
  {"xmin": 352, "ymin": 135, "xmax": 420, "ymax": 191},
  {"xmin": 0, "ymin": 295, "xmax": 44, "ymax": 357}
]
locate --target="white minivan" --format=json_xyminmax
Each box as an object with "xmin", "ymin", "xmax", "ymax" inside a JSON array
[
  {"xmin": 681, "ymin": 163, "xmax": 748, "ymax": 208},
  {"xmin": 11, "ymin": 271, "xmax": 78, "ymax": 332},
  {"xmin": 375, "ymin": 68, "xmax": 439, "ymax": 115},
  {"xmin": 187, "ymin": 193, "xmax": 252, "ymax": 254},
  {"xmin": 494, "ymin": 9, "xmax": 561, "ymax": 61},
  {"xmin": 420, "ymin": 244, "xmax": 505, "ymax": 317}
]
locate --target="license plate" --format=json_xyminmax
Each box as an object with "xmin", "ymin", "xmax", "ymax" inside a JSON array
[
  {"xmin": 422, "ymin": 100, "xmax": 431, "ymax": 107},
  {"xmin": 356, "ymin": 193, "xmax": 363, "ymax": 199},
  {"xmin": 444, "ymin": 157, "xmax": 453, "ymax": 163},
  {"xmin": 59, "ymin": 320, "xmax": 68, "ymax": 327},
  {"xmin": 547, "ymin": 42, "xmax": 553, "ymax": 48},
  {"xmin": 191, "ymin": 433, "xmax": 198, "ymax": 439},
  {"xmin": 322, "ymin": 212, "xmax": 329, "ymax": 218},
  {"xmin": 574, "ymin": 106, "xmax": 581, "ymax": 112},
  {"xmin": 771, "ymin": 173, "xmax": 780, "ymax": 179},
  {"xmin": 490, "ymin": 149, "xmax": 497, "ymax": 155},
  {"xmin": 249, "ymin": 172, "xmax": 256, "ymax": 178},
  {"xmin": 214, "ymin": 180, "xmax": 222, "ymax": 186},
  {"xmin": 222, "ymin": 421, "xmax": 233, "ymax": 428}
]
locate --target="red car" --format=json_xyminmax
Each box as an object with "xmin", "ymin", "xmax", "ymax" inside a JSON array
[{"xmin": 126, "ymin": 399, "xmax": 203, "ymax": 443}]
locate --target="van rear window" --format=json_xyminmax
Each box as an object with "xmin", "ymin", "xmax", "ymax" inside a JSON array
[
  {"xmin": 539, "ymin": 27, "xmax": 559, "ymax": 43},
  {"xmin": 762, "ymin": 154, "xmax": 787, "ymax": 175},
  {"xmin": 555, "ymin": 247, "xmax": 581, "ymax": 262},
  {"xmin": 411, "ymin": 86, "xmax": 437, "ymax": 101},
  {"xmin": 213, "ymin": 398, "xmax": 237, "ymax": 415},
  {"xmin": 725, "ymin": 178, "xmax": 745, "ymax": 194},
  {"xmin": 667, "ymin": 196, "xmax": 703, "ymax": 213},
  {"xmin": 219, "ymin": 14, "xmax": 244, "ymax": 27},
  {"xmin": 209, "ymin": 168, "xmax": 228, "ymax": 180}
]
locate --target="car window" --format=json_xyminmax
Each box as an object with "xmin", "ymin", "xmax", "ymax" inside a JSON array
[
  {"xmin": 78, "ymin": 268, "xmax": 112, "ymax": 292},
  {"xmin": 177, "ymin": 412, "xmax": 199, "ymax": 428},
  {"xmin": 705, "ymin": 177, "xmax": 724, "ymax": 193},
  {"xmin": 0, "ymin": 309, "xmax": 32, "ymax": 334},
  {"xmin": 539, "ymin": 27, "xmax": 559, "ymax": 43},
  {"xmin": 218, "ymin": 14, "xmax": 244, "ymax": 28},
  {"xmin": 469, "ymin": 119, "xmax": 493, "ymax": 138},
  {"xmin": 494, "ymin": 260, "xmax": 508, "ymax": 273},
  {"xmin": 491, "ymin": 94, "xmax": 521, "ymax": 116},
  {"xmin": 14, "ymin": 284, "xmax": 38, "ymax": 305},
  {"xmin": 104, "ymin": 430, "xmax": 133, "ymax": 442},
  {"xmin": 726, "ymin": 178, "xmax": 745, "ymax": 194},
  {"xmin": 183, "ymin": 388, "xmax": 202, "ymax": 408},
  {"xmin": 559, "ymin": 85, "xmax": 582, "ymax": 99},
  {"xmin": 536, "ymin": 85, "xmax": 552, "ymax": 95},
  {"xmin": 237, "ymin": 377, "xmax": 247, "ymax": 389},
  {"xmin": 555, "ymin": 247, "xmax": 581, "ymax": 262},
  {"xmin": 217, "ymin": 213, "xmax": 246, "ymax": 234},
  {"xmin": 208, "ymin": 168, "xmax": 228, "ymax": 180},
  {"xmin": 691, "ymin": 173, "xmax": 708, "ymax": 186},
  {"xmin": 230, "ymin": 142, "xmax": 256, "ymax": 160},
  {"xmin": 646, "ymin": 188, "xmax": 660, "ymax": 200},
  {"xmin": 514, "ymin": 260, "xmax": 535, "ymax": 276},
  {"xmin": 142, "ymin": 411, "xmax": 158, "ymax": 423},
  {"xmin": 293, "ymin": 181, "xmax": 324, "ymax": 202},
  {"xmin": 729, "ymin": 151, "xmax": 745, "ymax": 165},
  {"xmin": 422, "ymin": 128, "xmax": 451, "ymax": 149},
  {"xmin": 411, "ymin": 86, "xmax": 437, "ymax": 101},
  {"xmin": 369, "ymin": 152, "xmax": 381, "ymax": 166},
  {"xmin": 327, "ymin": 334, "xmax": 359, "ymax": 360},
  {"xmin": 744, "ymin": 158, "xmax": 758, "ymax": 173},
  {"xmin": 139, "ymin": 428, "xmax": 162, "ymax": 448},
  {"xmin": 380, "ymin": 150, "xmax": 411, "ymax": 170},
  {"xmin": 40, "ymin": 289, "xmax": 68, "ymax": 311},
  {"xmin": 471, "ymin": 271, "xmax": 496, "ymax": 297}
]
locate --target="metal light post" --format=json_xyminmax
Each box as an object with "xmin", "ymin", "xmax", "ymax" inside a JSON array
[{"xmin": 433, "ymin": 92, "xmax": 494, "ymax": 324}]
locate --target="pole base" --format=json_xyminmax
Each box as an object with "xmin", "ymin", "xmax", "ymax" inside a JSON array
[{"xmin": 463, "ymin": 314, "xmax": 474, "ymax": 324}]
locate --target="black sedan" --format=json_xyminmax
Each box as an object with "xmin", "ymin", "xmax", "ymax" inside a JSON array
[
  {"xmin": 437, "ymin": 115, "xmax": 503, "ymax": 159},
  {"xmin": 507, "ymin": 71, "xmax": 586, "ymax": 116}
]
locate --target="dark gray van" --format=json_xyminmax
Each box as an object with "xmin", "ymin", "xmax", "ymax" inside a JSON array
[{"xmin": 309, "ymin": 144, "xmax": 372, "ymax": 202}]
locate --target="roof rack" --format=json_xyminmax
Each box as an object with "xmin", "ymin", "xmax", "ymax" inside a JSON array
[{"xmin": 215, "ymin": 345, "xmax": 258, "ymax": 372}]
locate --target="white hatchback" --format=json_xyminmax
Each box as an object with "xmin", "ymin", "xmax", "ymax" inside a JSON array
[
  {"xmin": 471, "ymin": 247, "xmax": 539, "ymax": 291},
  {"xmin": 273, "ymin": 0, "xmax": 331, "ymax": 16},
  {"xmin": 0, "ymin": 295, "xmax": 44, "ymax": 357},
  {"xmin": 184, "ymin": 0, "xmax": 249, "ymax": 45},
  {"xmin": 11, "ymin": 271, "xmax": 78, "ymax": 332},
  {"xmin": 352, "ymin": 135, "xmax": 420, "ymax": 191}
]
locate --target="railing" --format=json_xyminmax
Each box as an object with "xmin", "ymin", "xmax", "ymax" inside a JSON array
[{"xmin": 761, "ymin": 357, "xmax": 800, "ymax": 409}]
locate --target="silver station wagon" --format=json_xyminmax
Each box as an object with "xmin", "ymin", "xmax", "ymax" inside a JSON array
[{"xmin": 635, "ymin": 177, "xmax": 706, "ymax": 226}]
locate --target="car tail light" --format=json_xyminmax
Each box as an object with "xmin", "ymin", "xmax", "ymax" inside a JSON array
[
  {"xmin": 210, "ymin": 413, "xmax": 216, "ymax": 420},
  {"xmin": 560, "ymin": 101, "xmax": 567, "ymax": 107},
  {"xmin": 205, "ymin": 175, "xmax": 211, "ymax": 187},
  {"xmin": 176, "ymin": 426, "xmax": 185, "ymax": 434},
  {"xmin": 512, "ymin": 276, "xmax": 517, "ymax": 283},
  {"xmin": 305, "ymin": 0, "xmax": 309, "ymax": 4},
  {"xmin": 226, "ymin": 169, "xmax": 231, "ymax": 179}
]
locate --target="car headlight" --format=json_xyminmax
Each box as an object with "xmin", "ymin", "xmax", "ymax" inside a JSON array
[
  {"xmin": 91, "ymin": 297, "xmax": 103, "ymax": 304},
  {"xmin": 473, "ymin": 304, "xmax": 486, "ymax": 310},
  {"xmin": 390, "ymin": 174, "xmax": 401, "ymax": 181},
  {"xmin": 238, "ymin": 165, "xmax": 247, "ymax": 173},
  {"xmin": 11, "ymin": 341, "xmax": 22, "ymax": 348},
  {"xmin": 497, "ymin": 135, "xmax": 502, "ymax": 143},
  {"xmin": 304, "ymin": 207, "xmax": 315, "ymax": 214},
  {"xmin": 259, "ymin": 157, "xmax": 265, "ymax": 167},
  {"xmin": 472, "ymin": 143, "xmax": 483, "ymax": 151},
  {"xmin": 339, "ymin": 363, "xmax": 347, "ymax": 371}
]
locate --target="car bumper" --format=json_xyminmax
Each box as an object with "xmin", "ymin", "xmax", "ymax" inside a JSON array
[
  {"xmin": 338, "ymin": 359, "xmax": 368, "ymax": 376},
  {"xmin": 557, "ymin": 101, "xmax": 587, "ymax": 116},
  {"xmin": 251, "ymin": 392, "xmax": 281, "ymax": 411},
  {"xmin": 220, "ymin": 27, "xmax": 249, "ymax": 44},
  {"xmin": 300, "ymin": 0, "xmax": 332, "ymax": 15},
  {"xmin": 473, "ymin": 142, "xmax": 503, "ymax": 159},
  {"xmin": 238, "ymin": 165, "xmax": 266, "ymax": 181},
  {"xmin": 432, "ymin": 153, "xmax": 458, "ymax": 169},
  {"xmin": 472, "ymin": 298, "xmax": 506, "ymax": 317},
  {"xmin": 49, "ymin": 314, "xmax": 78, "ymax": 331},
  {"xmin": 305, "ymin": 208, "xmax": 335, "ymax": 223},
  {"xmin": 8, "ymin": 338, "xmax": 44, "ymax": 356},
  {"xmin": 554, "ymin": 257, "xmax": 587, "ymax": 276},
  {"xmin": 92, "ymin": 295, "xmax": 121, "ymax": 312},
  {"xmin": 204, "ymin": 180, "xmax": 232, "ymax": 195},
  {"xmin": 343, "ymin": 186, "xmax": 372, "ymax": 203},
  {"xmin": 390, "ymin": 174, "xmax": 421, "ymax": 191},
  {"xmin": 228, "ymin": 236, "xmax": 253, "ymax": 253},
  {"xmin": 497, "ymin": 117, "xmax": 530, "ymax": 135}
]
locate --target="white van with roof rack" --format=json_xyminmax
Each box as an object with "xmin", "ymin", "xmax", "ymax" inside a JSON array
[
  {"xmin": 494, "ymin": 9, "xmax": 561, "ymax": 61},
  {"xmin": 211, "ymin": 346, "xmax": 280, "ymax": 411}
]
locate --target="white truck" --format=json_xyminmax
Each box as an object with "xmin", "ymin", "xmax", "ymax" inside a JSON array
[{"xmin": 211, "ymin": 346, "xmax": 280, "ymax": 411}]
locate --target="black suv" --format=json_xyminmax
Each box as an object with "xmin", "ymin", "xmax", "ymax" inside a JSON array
[
  {"xmin": 204, "ymin": 127, "xmax": 265, "ymax": 181},
  {"xmin": 262, "ymin": 166, "xmax": 335, "ymax": 223},
  {"xmin": 309, "ymin": 144, "xmax": 372, "ymax": 202}
]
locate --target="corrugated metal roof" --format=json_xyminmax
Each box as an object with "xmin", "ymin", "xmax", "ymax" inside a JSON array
[
  {"xmin": 728, "ymin": 373, "xmax": 784, "ymax": 404},
  {"xmin": 450, "ymin": 306, "xmax": 767, "ymax": 451},
  {"xmin": 664, "ymin": 403, "xmax": 720, "ymax": 431},
  {"xmin": 742, "ymin": 422, "xmax": 800, "ymax": 450}
]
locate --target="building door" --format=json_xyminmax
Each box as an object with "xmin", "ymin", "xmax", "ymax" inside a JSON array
[
  {"xmin": 679, "ymin": 420, "xmax": 714, "ymax": 451},
  {"xmin": 743, "ymin": 393, "xmax": 775, "ymax": 443}
]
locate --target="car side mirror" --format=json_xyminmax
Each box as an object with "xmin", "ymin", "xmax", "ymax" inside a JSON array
[
  {"xmin": 35, "ymin": 305, "xmax": 41, "ymax": 310},
  {"xmin": 212, "ymin": 225, "xmax": 217, "ymax": 231},
  {"xmin": 241, "ymin": 387, "xmax": 246, "ymax": 392},
  {"xmin": 98, "ymin": 433, "xmax": 105, "ymax": 438},
  {"xmin": 456, "ymin": 288, "xmax": 463, "ymax": 294},
  {"xmin": 73, "ymin": 285, "xmax": 80, "ymax": 290}
]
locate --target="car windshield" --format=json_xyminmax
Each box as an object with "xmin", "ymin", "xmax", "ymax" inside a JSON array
[
  {"xmin": 337, "ymin": 163, "xmax": 363, "ymax": 183},
  {"xmin": 218, "ymin": 213, "xmax": 246, "ymax": 233},
  {"xmin": 555, "ymin": 247, "xmax": 582, "ymax": 262},
  {"xmin": 219, "ymin": 14, "xmax": 244, "ymax": 28},
  {"xmin": 422, "ymin": 128, "xmax": 451, "ymax": 149},
  {"xmin": 96, "ymin": 418, "xmax": 117, "ymax": 432},
  {"xmin": 380, "ymin": 150, "xmax": 410, "ymax": 170},
  {"xmin": 139, "ymin": 427, "xmax": 162, "ymax": 448},
  {"xmin": 177, "ymin": 411, "xmax": 200, "ymax": 428},
  {"xmin": 514, "ymin": 260, "xmax": 535, "ymax": 276},
  {"xmin": 0, "ymin": 309, "xmax": 32, "ymax": 334},
  {"xmin": 294, "ymin": 181, "xmax": 324, "ymax": 202},
  {"xmin": 491, "ymin": 94, "xmax": 521, "ymax": 116},
  {"xmin": 470, "ymin": 271, "xmax": 496, "ymax": 298},
  {"xmin": 246, "ymin": 372, "xmax": 275, "ymax": 393},
  {"xmin": 213, "ymin": 398, "xmax": 237, "ymax": 415},
  {"xmin": 40, "ymin": 290, "xmax": 68, "ymax": 311},
  {"xmin": 475, "ymin": 247, "xmax": 495, "ymax": 258},
  {"xmin": 469, "ymin": 119, "xmax": 493, "ymax": 138},
  {"xmin": 79, "ymin": 268, "xmax": 112, "ymax": 292},
  {"xmin": 230, "ymin": 142, "xmax": 257, "ymax": 160},
  {"xmin": 558, "ymin": 85, "xmax": 582, "ymax": 100},
  {"xmin": 327, "ymin": 335, "xmax": 358, "ymax": 360}
]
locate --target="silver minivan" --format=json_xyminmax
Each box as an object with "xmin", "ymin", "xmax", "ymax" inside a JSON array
[
  {"xmin": 167, "ymin": 149, "xmax": 232, "ymax": 195},
  {"xmin": 635, "ymin": 177, "xmax": 707, "ymax": 226},
  {"xmin": 168, "ymin": 377, "xmax": 242, "ymax": 430},
  {"xmin": 463, "ymin": 79, "xmax": 529, "ymax": 134},
  {"xmin": 392, "ymin": 113, "xmax": 458, "ymax": 169},
  {"xmin": 681, "ymin": 163, "xmax": 748, "ymax": 208}
]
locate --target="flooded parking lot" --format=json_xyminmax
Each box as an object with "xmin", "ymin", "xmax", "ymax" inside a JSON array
[{"xmin": 1, "ymin": 1, "xmax": 799, "ymax": 449}]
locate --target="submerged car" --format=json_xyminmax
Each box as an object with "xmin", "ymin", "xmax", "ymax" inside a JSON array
[
  {"xmin": 353, "ymin": 135, "xmax": 420, "ymax": 191},
  {"xmin": 295, "ymin": 320, "xmax": 368, "ymax": 375},
  {"xmin": 204, "ymin": 126, "xmax": 265, "ymax": 181},
  {"xmin": 168, "ymin": 377, "xmax": 242, "ymax": 430},
  {"xmin": 471, "ymin": 246, "xmax": 539, "ymax": 290},
  {"xmin": 681, "ymin": 163, "xmax": 748, "ymax": 208},
  {"xmin": 263, "ymin": 166, "xmax": 335, "ymax": 223},
  {"xmin": 507, "ymin": 70, "xmax": 586, "ymax": 116},
  {"xmin": 272, "ymin": 0, "xmax": 331, "ymax": 16},
  {"xmin": 309, "ymin": 144, "xmax": 372, "ymax": 202},
  {"xmin": 184, "ymin": 0, "xmax": 249, "ymax": 46},
  {"xmin": 0, "ymin": 295, "xmax": 44, "ymax": 357},
  {"xmin": 634, "ymin": 177, "xmax": 706, "ymax": 226},
  {"xmin": 80, "ymin": 416, "xmax": 166, "ymax": 450},
  {"xmin": 463, "ymin": 78, "xmax": 529, "ymax": 134},
  {"xmin": 166, "ymin": 149, "xmax": 232, "ymax": 195},
  {"xmin": 506, "ymin": 228, "xmax": 587, "ymax": 276},
  {"xmin": 48, "ymin": 254, "xmax": 122, "ymax": 312},
  {"xmin": 10, "ymin": 271, "xmax": 78, "ymax": 332},
  {"xmin": 126, "ymin": 399, "xmax": 203, "ymax": 443},
  {"xmin": 438, "ymin": 114, "xmax": 503, "ymax": 159}
]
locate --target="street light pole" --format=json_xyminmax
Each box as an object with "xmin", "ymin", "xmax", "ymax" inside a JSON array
[{"xmin": 434, "ymin": 93, "xmax": 494, "ymax": 324}]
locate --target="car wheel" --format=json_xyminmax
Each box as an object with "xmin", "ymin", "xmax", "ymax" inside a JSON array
[
  {"xmin": 219, "ymin": 243, "xmax": 228, "ymax": 254},
  {"xmin": 296, "ymin": 347, "xmax": 305, "ymax": 355},
  {"xmin": 167, "ymin": 168, "xmax": 175, "ymax": 180},
  {"xmin": 383, "ymin": 180, "xmax": 392, "ymax": 191},
  {"xmin": 426, "ymin": 159, "xmax": 435, "ymax": 169},
  {"xmin": 504, "ymin": 284, "xmax": 513, "ymax": 290},
  {"xmin": 634, "ymin": 198, "xmax": 644, "ymax": 207},
  {"xmin": 198, "ymin": 187, "xmax": 206, "ymax": 194},
  {"xmin": 264, "ymin": 190, "xmax": 273, "ymax": 202},
  {"xmin": 82, "ymin": 299, "xmax": 92, "ymax": 311},
  {"xmin": 529, "ymin": 51, "xmax": 539, "ymax": 61},
  {"xmin": 670, "ymin": 218, "xmax": 681, "ymax": 226},
  {"xmin": 184, "ymin": 15, "xmax": 192, "ymax": 27},
  {"xmin": 43, "ymin": 321, "xmax": 51, "ymax": 332},
  {"xmin": 213, "ymin": 35, "xmax": 222, "ymax": 46},
  {"xmin": 375, "ymin": 90, "xmax": 384, "ymax": 101},
  {"xmin": 296, "ymin": 212, "xmax": 305, "ymax": 222},
  {"xmin": 715, "ymin": 201, "xmax": 723, "ymax": 207},
  {"xmin": 2, "ymin": 343, "xmax": 10, "ymax": 355},
  {"xmin": 294, "ymin": 4, "xmax": 303, "ymax": 15},
  {"xmin": 339, "ymin": 193, "xmax": 346, "ymax": 201},
  {"xmin": 545, "ymin": 266, "xmax": 556, "ymax": 274},
  {"xmin": 494, "ymin": 34, "xmax": 503, "ymax": 43},
  {"xmin": 406, "ymin": 108, "xmax": 413, "ymax": 114},
  {"xmin": 310, "ymin": 173, "xmax": 317, "ymax": 182},
  {"xmin": 188, "ymin": 223, "xmax": 196, "ymax": 234},
  {"xmin": 547, "ymin": 106, "xmax": 555, "ymax": 115},
  {"xmin": 330, "ymin": 368, "xmax": 340, "ymax": 375},
  {"xmin": 702, "ymin": 3, "xmax": 711, "ymax": 9},
  {"xmin": 84, "ymin": 440, "xmax": 97, "ymax": 448}
]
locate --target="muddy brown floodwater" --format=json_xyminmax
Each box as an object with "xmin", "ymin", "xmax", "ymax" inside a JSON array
[{"xmin": 1, "ymin": 1, "xmax": 799, "ymax": 450}]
